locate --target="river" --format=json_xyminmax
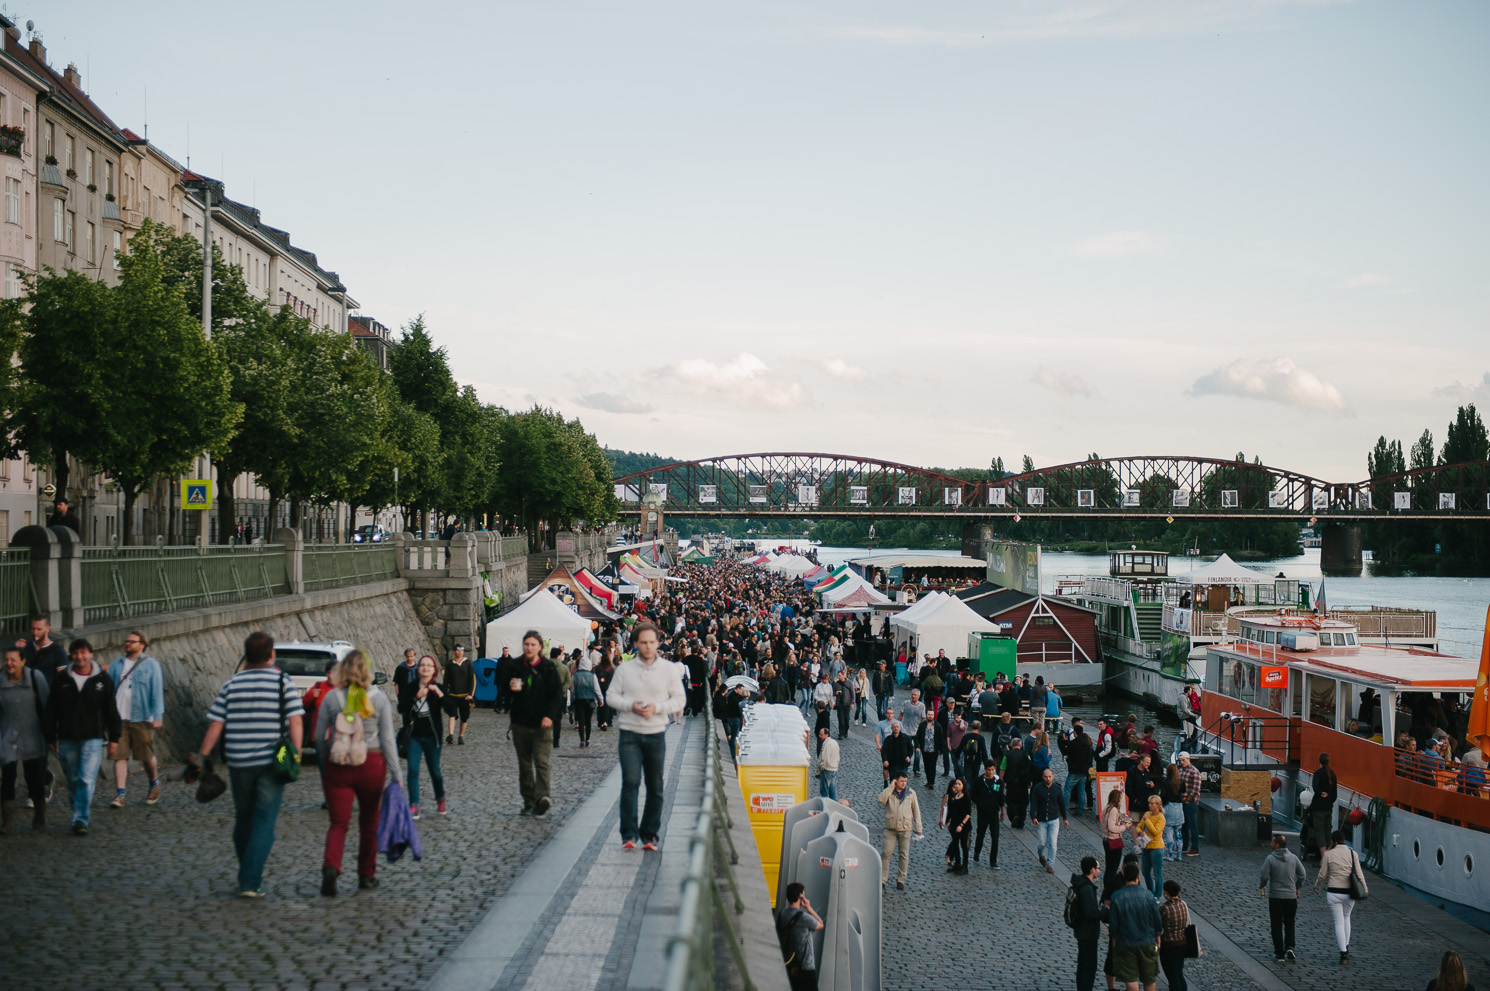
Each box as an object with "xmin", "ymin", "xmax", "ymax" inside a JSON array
[{"xmin": 739, "ymin": 540, "xmax": 1489, "ymax": 659}]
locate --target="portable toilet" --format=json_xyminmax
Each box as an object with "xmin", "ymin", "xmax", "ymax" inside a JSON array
[
  {"xmin": 472, "ymin": 657, "xmax": 499, "ymax": 706},
  {"xmin": 738, "ymin": 743, "xmax": 810, "ymax": 902},
  {"xmin": 968, "ymin": 632, "xmax": 1017, "ymax": 682},
  {"xmin": 777, "ymin": 803, "xmax": 869, "ymax": 908},
  {"xmin": 795, "ymin": 825, "xmax": 883, "ymax": 991}
]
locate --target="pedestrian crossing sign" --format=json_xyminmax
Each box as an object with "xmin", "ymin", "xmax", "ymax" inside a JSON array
[{"xmin": 181, "ymin": 480, "xmax": 213, "ymax": 511}]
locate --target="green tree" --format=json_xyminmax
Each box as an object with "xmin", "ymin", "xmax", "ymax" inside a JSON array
[
  {"xmin": 494, "ymin": 406, "xmax": 618, "ymax": 548},
  {"xmin": 388, "ymin": 315, "xmax": 458, "ymax": 417},
  {"xmin": 89, "ymin": 234, "xmax": 242, "ymax": 542},
  {"xmin": 1410, "ymin": 429, "xmax": 1435, "ymax": 472},
  {"xmin": 12, "ymin": 269, "xmax": 116, "ymax": 501},
  {"xmin": 1440, "ymin": 404, "xmax": 1488, "ymax": 465},
  {"xmin": 0, "ymin": 297, "xmax": 25, "ymax": 459}
]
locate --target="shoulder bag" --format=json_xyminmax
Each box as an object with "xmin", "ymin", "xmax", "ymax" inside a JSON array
[
  {"xmin": 272, "ymin": 672, "xmax": 301, "ymax": 783},
  {"xmin": 1348, "ymin": 849, "xmax": 1369, "ymax": 900},
  {"xmin": 1183, "ymin": 922, "xmax": 1202, "ymax": 958}
]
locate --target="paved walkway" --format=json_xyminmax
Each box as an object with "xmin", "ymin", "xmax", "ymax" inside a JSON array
[{"xmin": 818, "ymin": 700, "xmax": 1490, "ymax": 990}]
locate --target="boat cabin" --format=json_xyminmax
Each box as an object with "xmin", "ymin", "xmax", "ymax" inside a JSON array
[
  {"xmin": 1199, "ymin": 613, "xmax": 1483, "ymax": 823},
  {"xmin": 1109, "ymin": 549, "xmax": 1169, "ymax": 578}
]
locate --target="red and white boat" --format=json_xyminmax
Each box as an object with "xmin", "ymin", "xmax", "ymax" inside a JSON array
[{"xmin": 1196, "ymin": 608, "xmax": 1489, "ymax": 913}]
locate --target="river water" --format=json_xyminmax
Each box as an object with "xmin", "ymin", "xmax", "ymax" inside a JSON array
[{"xmin": 745, "ymin": 540, "xmax": 1490, "ymax": 660}]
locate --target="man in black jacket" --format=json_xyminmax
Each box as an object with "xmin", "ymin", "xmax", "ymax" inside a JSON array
[
  {"xmin": 969, "ymin": 758, "xmax": 1005, "ymax": 870},
  {"xmin": 504, "ymin": 631, "xmax": 563, "ymax": 816},
  {"xmin": 1307, "ymin": 753, "xmax": 1337, "ymax": 859},
  {"xmin": 880, "ymin": 721, "xmax": 914, "ymax": 779},
  {"xmin": 871, "ymin": 660, "xmax": 894, "ymax": 721},
  {"xmin": 1070, "ymin": 856, "xmax": 1108, "ymax": 991},
  {"xmin": 1004, "ymin": 743, "xmax": 1033, "ymax": 829},
  {"xmin": 1029, "ymin": 767, "xmax": 1069, "ymax": 872},
  {"xmin": 43, "ymin": 639, "xmax": 120, "ymax": 835}
]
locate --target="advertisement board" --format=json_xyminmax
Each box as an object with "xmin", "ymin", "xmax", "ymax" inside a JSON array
[{"xmin": 985, "ymin": 541, "xmax": 1042, "ymax": 596}]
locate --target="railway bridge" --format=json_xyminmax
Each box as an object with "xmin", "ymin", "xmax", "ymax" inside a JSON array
[{"xmin": 612, "ymin": 452, "xmax": 1490, "ymax": 575}]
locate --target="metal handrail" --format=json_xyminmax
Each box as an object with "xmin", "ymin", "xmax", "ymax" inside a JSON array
[
  {"xmin": 661, "ymin": 712, "xmax": 755, "ymax": 991},
  {"xmin": 1393, "ymin": 748, "xmax": 1490, "ymax": 797}
]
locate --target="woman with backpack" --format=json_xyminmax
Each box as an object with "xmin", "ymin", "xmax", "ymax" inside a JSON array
[
  {"xmin": 314, "ymin": 649, "xmax": 403, "ymax": 895},
  {"xmin": 1, "ymin": 646, "xmax": 50, "ymax": 834},
  {"xmin": 398, "ymin": 654, "xmax": 446, "ymax": 822},
  {"xmin": 571, "ymin": 653, "xmax": 604, "ymax": 748}
]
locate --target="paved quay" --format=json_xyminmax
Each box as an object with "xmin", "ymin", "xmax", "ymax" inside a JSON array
[
  {"xmin": 819, "ymin": 701, "xmax": 1490, "ymax": 991},
  {"xmin": 0, "ymin": 709, "xmax": 620, "ymax": 991}
]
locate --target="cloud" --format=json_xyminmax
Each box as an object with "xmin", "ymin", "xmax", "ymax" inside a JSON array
[
  {"xmin": 1432, "ymin": 372, "xmax": 1490, "ymax": 404},
  {"xmin": 1031, "ymin": 367, "xmax": 1098, "ymax": 398},
  {"xmin": 1189, "ymin": 357, "xmax": 1351, "ymax": 414},
  {"xmin": 1070, "ymin": 230, "xmax": 1167, "ymax": 258},
  {"xmin": 577, "ymin": 392, "xmax": 654, "ymax": 415},
  {"xmin": 832, "ymin": 1, "xmax": 1355, "ymax": 46},
  {"xmin": 821, "ymin": 358, "xmax": 867, "ymax": 381},
  {"xmin": 1341, "ymin": 273, "xmax": 1391, "ymax": 289},
  {"xmin": 654, "ymin": 352, "xmax": 806, "ymax": 410}
]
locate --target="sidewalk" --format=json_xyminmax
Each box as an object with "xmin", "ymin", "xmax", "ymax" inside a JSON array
[{"xmin": 425, "ymin": 717, "xmax": 787, "ymax": 991}]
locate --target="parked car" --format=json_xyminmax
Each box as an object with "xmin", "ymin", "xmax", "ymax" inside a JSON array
[{"xmin": 353, "ymin": 525, "xmax": 390, "ymax": 544}]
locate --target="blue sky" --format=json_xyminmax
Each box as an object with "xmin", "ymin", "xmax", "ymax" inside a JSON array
[{"xmin": 35, "ymin": 0, "xmax": 1490, "ymax": 479}]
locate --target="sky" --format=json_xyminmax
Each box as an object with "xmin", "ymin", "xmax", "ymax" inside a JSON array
[{"xmin": 30, "ymin": 0, "xmax": 1490, "ymax": 481}]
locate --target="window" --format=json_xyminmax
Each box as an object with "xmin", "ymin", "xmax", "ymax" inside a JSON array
[
  {"xmin": 105, "ymin": 160, "xmax": 113, "ymax": 196},
  {"xmin": 85, "ymin": 223, "xmax": 94, "ymax": 264},
  {"xmin": 3, "ymin": 265, "xmax": 17, "ymax": 299},
  {"xmin": 4, "ymin": 178, "xmax": 19, "ymax": 224},
  {"xmin": 65, "ymin": 211, "xmax": 74, "ymax": 250},
  {"xmin": 85, "ymin": 150, "xmax": 94, "ymax": 186},
  {"xmin": 53, "ymin": 198, "xmax": 64, "ymax": 240},
  {"xmin": 112, "ymin": 229, "xmax": 122, "ymax": 268},
  {"xmin": 64, "ymin": 135, "xmax": 74, "ymax": 171},
  {"xmin": 43, "ymin": 120, "xmax": 53, "ymax": 160},
  {"xmin": 0, "ymin": 93, "xmax": 6, "ymax": 125}
]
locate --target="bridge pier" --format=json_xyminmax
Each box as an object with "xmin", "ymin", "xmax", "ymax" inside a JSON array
[{"xmin": 1319, "ymin": 523, "xmax": 1363, "ymax": 577}]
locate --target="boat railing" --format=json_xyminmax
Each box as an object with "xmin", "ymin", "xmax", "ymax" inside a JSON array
[
  {"xmin": 1081, "ymin": 576, "xmax": 1133, "ymax": 603},
  {"xmin": 1101, "ymin": 631, "xmax": 1159, "ymax": 660},
  {"xmin": 1392, "ymin": 748, "xmax": 1489, "ymax": 798},
  {"xmin": 1331, "ymin": 607, "xmax": 1436, "ymax": 640},
  {"xmin": 1163, "ymin": 606, "xmax": 1235, "ymax": 638},
  {"xmin": 1199, "ymin": 707, "xmax": 1295, "ymax": 767}
]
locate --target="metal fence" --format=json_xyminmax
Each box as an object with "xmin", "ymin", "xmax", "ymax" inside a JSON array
[
  {"xmin": 0, "ymin": 548, "xmax": 37, "ymax": 635},
  {"xmin": 81, "ymin": 537, "xmax": 291, "ymax": 624},
  {"xmin": 302, "ymin": 542, "xmax": 399, "ymax": 592},
  {"xmin": 662, "ymin": 715, "xmax": 755, "ymax": 991}
]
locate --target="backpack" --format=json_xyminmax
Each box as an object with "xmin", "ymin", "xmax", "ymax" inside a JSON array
[
  {"xmin": 1064, "ymin": 885, "xmax": 1080, "ymax": 928},
  {"xmin": 329, "ymin": 696, "xmax": 368, "ymax": 766}
]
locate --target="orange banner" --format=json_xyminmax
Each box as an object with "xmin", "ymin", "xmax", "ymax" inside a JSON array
[
  {"xmin": 1260, "ymin": 666, "xmax": 1288, "ymax": 689},
  {"xmin": 1468, "ymin": 603, "xmax": 1490, "ymax": 759}
]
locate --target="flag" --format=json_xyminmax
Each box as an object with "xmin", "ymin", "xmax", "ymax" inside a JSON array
[
  {"xmin": 1469, "ymin": 603, "xmax": 1490, "ymax": 760},
  {"xmin": 1314, "ymin": 579, "xmax": 1327, "ymax": 616}
]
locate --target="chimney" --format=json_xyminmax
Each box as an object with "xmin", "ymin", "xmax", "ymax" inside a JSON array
[
  {"xmin": 63, "ymin": 62, "xmax": 81, "ymax": 89},
  {"xmin": 28, "ymin": 37, "xmax": 44, "ymax": 63}
]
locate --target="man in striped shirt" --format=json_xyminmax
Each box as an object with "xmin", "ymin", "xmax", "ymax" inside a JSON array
[{"xmin": 194, "ymin": 632, "xmax": 304, "ymax": 898}]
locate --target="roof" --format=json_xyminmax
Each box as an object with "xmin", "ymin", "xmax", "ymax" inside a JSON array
[
  {"xmin": 6, "ymin": 37, "xmax": 126, "ymax": 145},
  {"xmin": 954, "ymin": 583, "xmax": 1036, "ymax": 617},
  {"xmin": 1208, "ymin": 640, "xmax": 1476, "ymax": 689},
  {"xmin": 849, "ymin": 553, "xmax": 986, "ymax": 570},
  {"xmin": 889, "ymin": 593, "xmax": 1002, "ymax": 634},
  {"xmin": 1174, "ymin": 553, "xmax": 1270, "ymax": 586}
]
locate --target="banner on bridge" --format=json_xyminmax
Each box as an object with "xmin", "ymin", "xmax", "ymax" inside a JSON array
[{"xmin": 986, "ymin": 541, "xmax": 1042, "ymax": 596}]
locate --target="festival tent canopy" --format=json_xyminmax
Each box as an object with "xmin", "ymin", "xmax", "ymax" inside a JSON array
[
  {"xmin": 520, "ymin": 563, "xmax": 620, "ymax": 621},
  {"xmin": 1173, "ymin": 553, "xmax": 1266, "ymax": 586},
  {"xmin": 887, "ymin": 593, "xmax": 1000, "ymax": 660},
  {"xmin": 573, "ymin": 568, "xmax": 620, "ymax": 609},
  {"xmin": 770, "ymin": 555, "xmax": 817, "ymax": 577},
  {"xmin": 485, "ymin": 589, "xmax": 594, "ymax": 658},
  {"xmin": 823, "ymin": 580, "xmax": 891, "ymax": 608},
  {"xmin": 887, "ymin": 591, "xmax": 947, "ymax": 627}
]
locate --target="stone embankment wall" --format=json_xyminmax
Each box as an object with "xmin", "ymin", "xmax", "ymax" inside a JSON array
[{"xmin": 79, "ymin": 579, "xmax": 432, "ymax": 761}]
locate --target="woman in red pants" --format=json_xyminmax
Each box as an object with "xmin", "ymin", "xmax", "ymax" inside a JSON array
[{"xmin": 314, "ymin": 649, "xmax": 404, "ymax": 895}]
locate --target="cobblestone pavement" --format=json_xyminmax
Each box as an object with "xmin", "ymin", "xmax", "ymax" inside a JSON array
[
  {"xmin": 820, "ymin": 701, "xmax": 1490, "ymax": 991},
  {"xmin": 0, "ymin": 709, "xmax": 619, "ymax": 991}
]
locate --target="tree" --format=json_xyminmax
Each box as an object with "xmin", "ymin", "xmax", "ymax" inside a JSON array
[
  {"xmin": 388, "ymin": 315, "xmax": 458, "ymax": 417},
  {"xmin": 1410, "ymin": 429, "xmax": 1435, "ymax": 472},
  {"xmin": 493, "ymin": 406, "xmax": 618, "ymax": 548},
  {"xmin": 87, "ymin": 230, "xmax": 242, "ymax": 542},
  {"xmin": 0, "ymin": 297, "xmax": 25, "ymax": 459},
  {"xmin": 350, "ymin": 383, "xmax": 444, "ymax": 529},
  {"xmin": 1441, "ymin": 404, "xmax": 1488, "ymax": 465},
  {"xmin": 12, "ymin": 269, "xmax": 116, "ymax": 502}
]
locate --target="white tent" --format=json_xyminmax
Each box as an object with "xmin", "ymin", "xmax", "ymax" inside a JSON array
[
  {"xmin": 887, "ymin": 591, "xmax": 946, "ymax": 627},
  {"xmin": 484, "ymin": 588, "xmax": 594, "ymax": 658},
  {"xmin": 1174, "ymin": 553, "xmax": 1266, "ymax": 586},
  {"xmin": 771, "ymin": 555, "xmax": 817, "ymax": 577},
  {"xmin": 821, "ymin": 573, "xmax": 890, "ymax": 606},
  {"xmin": 889, "ymin": 594, "xmax": 999, "ymax": 661}
]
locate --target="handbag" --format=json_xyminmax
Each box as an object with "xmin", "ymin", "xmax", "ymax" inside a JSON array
[
  {"xmin": 1348, "ymin": 850, "xmax": 1369, "ymax": 900},
  {"xmin": 396, "ymin": 724, "xmax": 411, "ymax": 759},
  {"xmin": 1183, "ymin": 923, "xmax": 1201, "ymax": 958},
  {"xmin": 1106, "ymin": 836, "xmax": 1125, "ymax": 850},
  {"xmin": 272, "ymin": 672, "xmax": 301, "ymax": 783}
]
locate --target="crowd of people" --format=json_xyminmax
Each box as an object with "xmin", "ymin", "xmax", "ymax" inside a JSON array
[{"xmin": 2, "ymin": 558, "xmax": 1480, "ymax": 991}]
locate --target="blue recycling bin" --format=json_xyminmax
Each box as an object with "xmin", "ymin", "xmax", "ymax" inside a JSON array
[{"xmin": 473, "ymin": 657, "xmax": 499, "ymax": 705}]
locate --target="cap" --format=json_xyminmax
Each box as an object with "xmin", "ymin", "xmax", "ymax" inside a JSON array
[
  {"xmin": 454, "ymin": 644, "xmax": 466, "ymax": 650},
  {"xmin": 1178, "ymin": 751, "xmax": 1191, "ymax": 760}
]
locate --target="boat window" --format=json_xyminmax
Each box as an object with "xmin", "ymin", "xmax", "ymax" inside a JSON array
[
  {"xmin": 1346, "ymin": 634, "xmax": 1357, "ymax": 646},
  {"xmin": 1265, "ymin": 630, "xmax": 1278, "ymax": 644},
  {"xmin": 1307, "ymin": 675, "xmax": 1337, "ymax": 728}
]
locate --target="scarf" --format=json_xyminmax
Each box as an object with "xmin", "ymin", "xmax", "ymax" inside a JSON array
[{"xmin": 344, "ymin": 683, "xmax": 374, "ymax": 719}]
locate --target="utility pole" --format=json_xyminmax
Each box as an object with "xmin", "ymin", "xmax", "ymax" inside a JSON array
[{"xmin": 201, "ymin": 184, "xmax": 212, "ymax": 339}]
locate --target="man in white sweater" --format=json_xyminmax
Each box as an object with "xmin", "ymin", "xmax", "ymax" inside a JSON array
[{"xmin": 606, "ymin": 623, "xmax": 688, "ymax": 850}]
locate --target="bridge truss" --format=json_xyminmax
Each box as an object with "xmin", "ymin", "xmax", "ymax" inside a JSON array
[{"xmin": 612, "ymin": 453, "xmax": 1490, "ymax": 521}]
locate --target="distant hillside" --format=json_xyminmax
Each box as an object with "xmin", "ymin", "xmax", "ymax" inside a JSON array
[{"xmin": 604, "ymin": 448, "xmax": 677, "ymax": 478}]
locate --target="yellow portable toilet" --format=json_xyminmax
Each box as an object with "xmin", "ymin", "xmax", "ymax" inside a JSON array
[{"xmin": 737, "ymin": 742, "xmax": 810, "ymax": 904}]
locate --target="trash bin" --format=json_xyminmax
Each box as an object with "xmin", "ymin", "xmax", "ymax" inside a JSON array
[{"xmin": 739, "ymin": 744, "xmax": 810, "ymax": 904}]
